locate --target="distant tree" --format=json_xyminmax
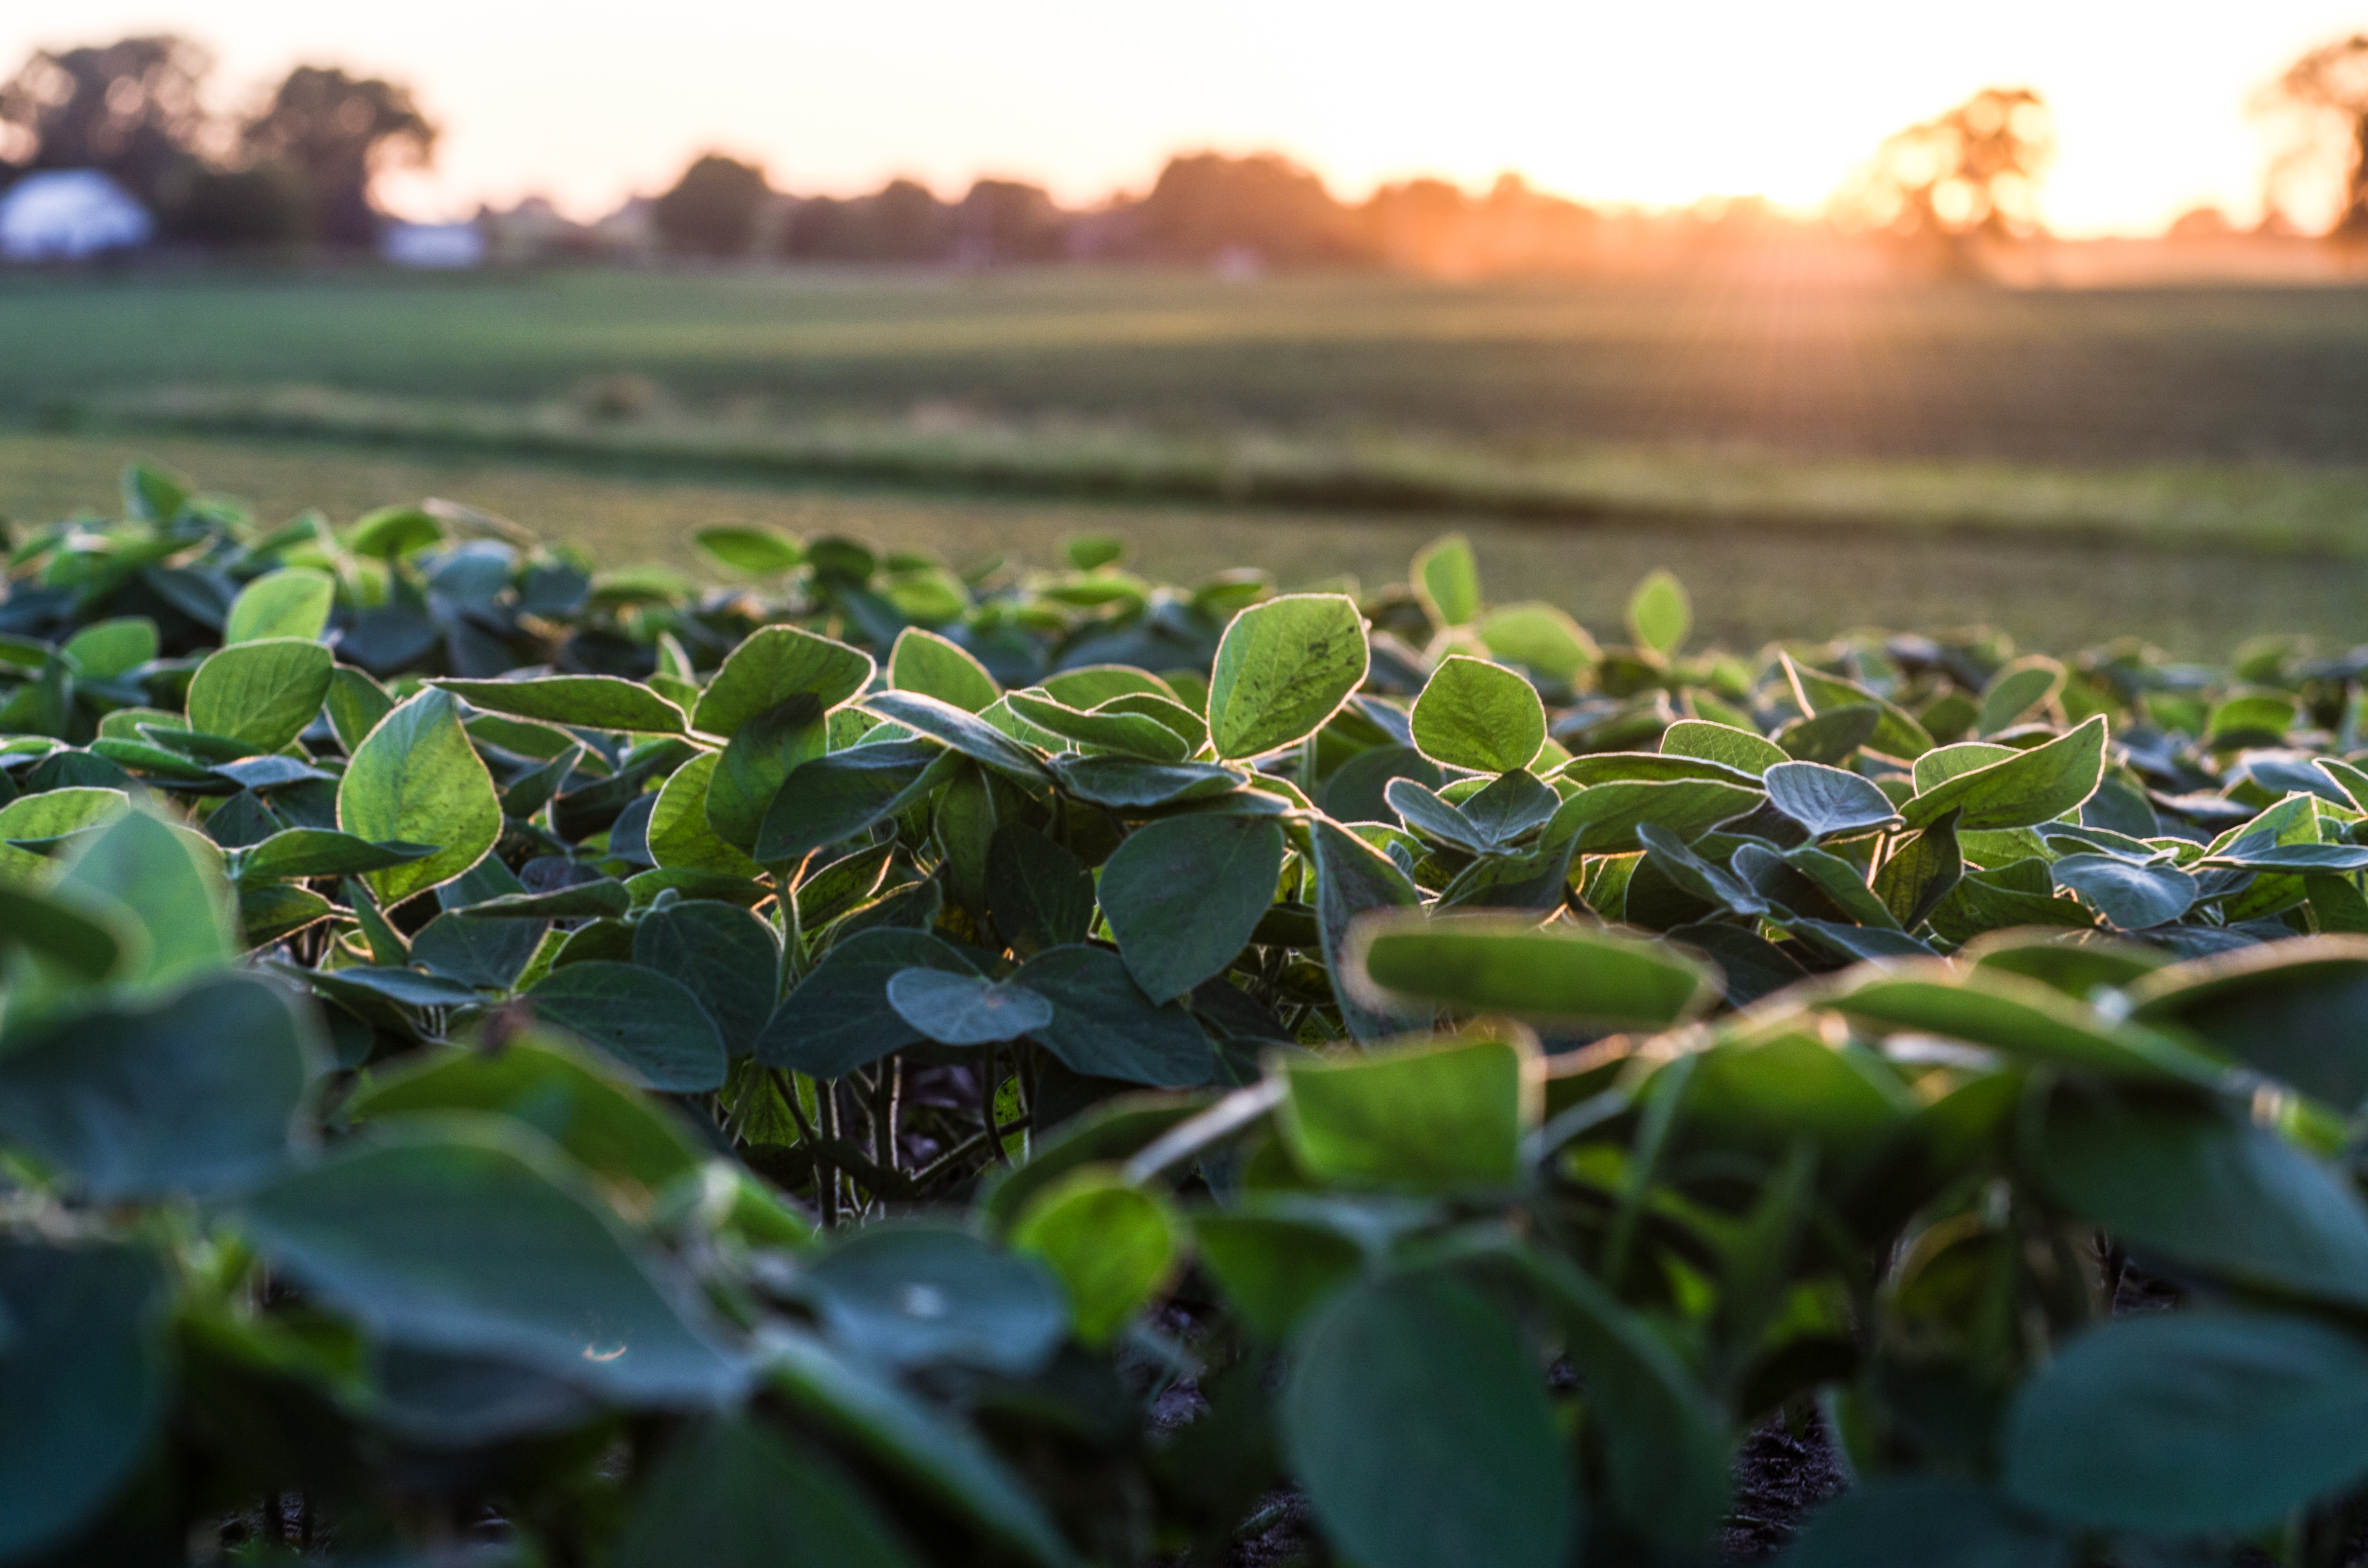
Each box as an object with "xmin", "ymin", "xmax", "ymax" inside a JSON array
[
  {"xmin": 2258, "ymin": 36, "xmax": 2368, "ymax": 238},
  {"xmin": 1838, "ymin": 87, "xmax": 2053, "ymax": 271},
  {"xmin": 780, "ymin": 178, "xmax": 954, "ymax": 262},
  {"xmin": 1135, "ymin": 152, "xmax": 1369, "ymax": 267},
  {"xmin": 956, "ymin": 179, "xmax": 1066, "ymax": 264},
  {"xmin": 865, "ymin": 179, "xmax": 956, "ymax": 261},
  {"xmin": 242, "ymin": 66, "xmax": 435, "ymax": 248},
  {"xmin": 654, "ymin": 153, "xmax": 770, "ymax": 257},
  {"xmin": 0, "ymin": 35, "xmax": 212, "ymax": 204},
  {"xmin": 157, "ymin": 160, "xmax": 312, "ymax": 248}
]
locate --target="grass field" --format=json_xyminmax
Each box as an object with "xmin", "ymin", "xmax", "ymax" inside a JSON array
[
  {"xmin": 9, "ymin": 267, "xmax": 2368, "ymax": 466},
  {"xmin": 6, "ymin": 266, "xmax": 2368, "ymax": 653}
]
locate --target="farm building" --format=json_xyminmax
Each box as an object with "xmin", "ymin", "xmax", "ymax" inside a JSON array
[{"xmin": 0, "ymin": 170, "xmax": 153, "ymax": 261}]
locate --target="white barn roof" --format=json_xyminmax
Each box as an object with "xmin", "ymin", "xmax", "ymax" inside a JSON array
[{"xmin": 0, "ymin": 170, "xmax": 153, "ymax": 261}]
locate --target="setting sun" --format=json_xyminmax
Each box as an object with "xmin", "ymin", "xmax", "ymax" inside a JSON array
[{"xmin": 8, "ymin": 0, "xmax": 2365, "ymax": 232}]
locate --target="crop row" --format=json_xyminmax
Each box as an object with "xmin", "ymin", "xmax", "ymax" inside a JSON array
[{"xmin": 3, "ymin": 464, "xmax": 2368, "ymax": 1566}]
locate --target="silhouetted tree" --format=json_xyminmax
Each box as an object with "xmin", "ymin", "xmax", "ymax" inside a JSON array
[
  {"xmin": 780, "ymin": 179, "xmax": 955, "ymax": 262},
  {"xmin": 1838, "ymin": 87, "xmax": 2053, "ymax": 272},
  {"xmin": 957, "ymin": 179, "xmax": 1066, "ymax": 264},
  {"xmin": 867, "ymin": 179, "xmax": 956, "ymax": 260},
  {"xmin": 654, "ymin": 153, "xmax": 770, "ymax": 257},
  {"xmin": 158, "ymin": 161, "xmax": 312, "ymax": 248},
  {"xmin": 0, "ymin": 35, "xmax": 211, "ymax": 204},
  {"xmin": 2261, "ymin": 36, "xmax": 2368, "ymax": 237},
  {"xmin": 1135, "ymin": 152, "xmax": 1369, "ymax": 267},
  {"xmin": 242, "ymin": 66, "xmax": 435, "ymax": 248}
]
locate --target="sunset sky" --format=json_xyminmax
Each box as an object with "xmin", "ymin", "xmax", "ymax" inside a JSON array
[{"xmin": 9, "ymin": 0, "xmax": 2366, "ymax": 234}]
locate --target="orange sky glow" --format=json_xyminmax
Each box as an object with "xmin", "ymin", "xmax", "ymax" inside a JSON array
[{"xmin": 10, "ymin": 0, "xmax": 2366, "ymax": 235}]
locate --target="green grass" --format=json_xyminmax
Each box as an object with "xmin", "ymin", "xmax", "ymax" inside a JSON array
[
  {"xmin": 9, "ymin": 429, "xmax": 2367, "ymax": 658},
  {"xmin": 12, "ymin": 267, "xmax": 2368, "ymax": 546},
  {"xmin": 6, "ymin": 268, "xmax": 2365, "ymax": 468}
]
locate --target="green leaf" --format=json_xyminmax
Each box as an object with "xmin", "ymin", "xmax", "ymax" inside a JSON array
[
  {"xmin": 1626, "ymin": 568, "xmax": 1690, "ymax": 656},
  {"xmin": 1661, "ymin": 717, "xmax": 1787, "ymax": 774},
  {"xmin": 632, "ymin": 899, "xmax": 781, "ymax": 1057},
  {"xmin": 61, "ymin": 616, "xmax": 158, "ymax": 679},
  {"xmin": 759, "ymin": 930, "xmax": 980, "ymax": 1078},
  {"xmin": 1191, "ymin": 1201, "xmax": 1369, "ymax": 1342},
  {"xmin": 1010, "ymin": 944, "xmax": 1215, "ymax": 1087},
  {"xmin": 1873, "ymin": 810, "xmax": 1964, "ymax": 931},
  {"xmin": 1005, "ymin": 689, "xmax": 1191, "ymax": 761},
  {"xmin": 1900, "ymin": 716, "xmax": 2108, "ymax": 832},
  {"xmin": 612, "ymin": 1417, "xmax": 921, "ymax": 1568},
  {"xmin": 886, "ymin": 969, "xmax": 1054, "ymax": 1045},
  {"xmin": 1786, "ymin": 1478, "xmax": 2072, "ymax": 1568},
  {"xmin": 2048, "ymin": 852, "xmax": 2195, "ymax": 929},
  {"xmin": 0, "ymin": 973, "xmax": 318, "ymax": 1199},
  {"xmin": 1542, "ymin": 777, "xmax": 1764, "ymax": 855},
  {"xmin": 237, "ymin": 828, "xmax": 438, "ymax": 884},
  {"xmin": 349, "ymin": 504, "xmax": 442, "ymax": 557},
  {"xmin": 1680, "ymin": 1025, "xmax": 1912, "ymax": 1170},
  {"xmin": 804, "ymin": 1223, "xmax": 1068, "ymax": 1375},
  {"xmin": 185, "ymin": 637, "xmax": 334, "ymax": 752},
  {"xmin": 888, "ymin": 626, "xmax": 999, "ymax": 712},
  {"xmin": 986, "ymin": 823, "xmax": 1094, "ymax": 956},
  {"xmin": 2207, "ymin": 690, "xmax": 2298, "ymax": 748},
  {"xmin": 224, "ymin": 567, "xmax": 335, "ymax": 644},
  {"xmin": 1064, "ymin": 533, "xmax": 1126, "ymax": 570},
  {"xmin": 2129, "ymin": 940, "xmax": 2368, "ymax": 1111},
  {"xmin": 754, "ymin": 742, "xmax": 962, "ymax": 865},
  {"xmin": 1764, "ymin": 760, "xmax": 1899, "ymax": 839},
  {"xmin": 692, "ymin": 625, "xmax": 874, "ymax": 739},
  {"xmin": 0, "ymin": 1241, "xmax": 171, "ymax": 1563},
  {"xmin": 324, "ymin": 665, "xmax": 394, "ymax": 754},
  {"xmin": 524, "ymin": 962, "xmax": 728, "ymax": 1092},
  {"xmin": 694, "ymin": 525, "xmax": 805, "ymax": 575},
  {"xmin": 1977, "ymin": 655, "xmax": 2065, "ymax": 735},
  {"xmin": 706, "ymin": 699, "xmax": 831, "ymax": 852},
  {"xmin": 1477, "ymin": 602, "xmax": 1595, "ymax": 683},
  {"xmin": 2034, "ymin": 1093, "xmax": 2368, "ymax": 1308},
  {"xmin": 761, "ymin": 1327, "xmax": 1081, "ymax": 1568},
  {"xmin": 1281, "ymin": 1034, "xmax": 1532, "ymax": 1190},
  {"xmin": 1412, "ymin": 534, "xmax": 1482, "ymax": 627},
  {"xmin": 1350, "ymin": 911, "xmax": 1717, "ymax": 1029},
  {"xmin": 1409, "ymin": 655, "xmax": 1546, "ymax": 773},
  {"xmin": 1100, "ymin": 814, "xmax": 1286, "ymax": 1002},
  {"xmin": 337, "ymin": 687, "xmax": 503, "ymax": 904},
  {"xmin": 240, "ymin": 1115, "xmax": 742, "ymax": 1404},
  {"xmin": 1282, "ymin": 1273, "xmax": 1578, "ymax": 1568},
  {"xmin": 860, "ymin": 689, "xmax": 1051, "ymax": 782},
  {"xmin": 1048, "ymin": 755, "xmax": 1246, "ymax": 811},
  {"xmin": 1312, "ymin": 819, "xmax": 1422, "ymax": 1041},
  {"xmin": 122, "ymin": 460, "xmax": 189, "ymax": 521},
  {"xmin": 0, "ymin": 879, "xmax": 126, "ymax": 980},
  {"xmin": 1830, "ymin": 965, "xmax": 2222, "ymax": 1085},
  {"xmin": 435, "ymin": 675, "xmax": 688, "ymax": 734},
  {"xmin": 2004, "ymin": 1309, "xmax": 2368, "ymax": 1534},
  {"xmin": 48, "ymin": 807, "xmax": 233, "ymax": 992},
  {"xmin": 349, "ymin": 1035, "xmax": 704, "ymax": 1200},
  {"xmin": 1787, "ymin": 657, "xmax": 1935, "ymax": 761},
  {"xmin": 459, "ymin": 881, "xmax": 635, "ymax": 920},
  {"xmin": 1207, "ymin": 593, "xmax": 1369, "ymax": 760},
  {"xmin": 649, "ymin": 751, "xmax": 764, "ymax": 877},
  {"xmin": 1011, "ymin": 1166, "xmax": 1182, "ymax": 1345}
]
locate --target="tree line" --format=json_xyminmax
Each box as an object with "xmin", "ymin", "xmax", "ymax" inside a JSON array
[
  {"xmin": 0, "ymin": 36, "xmax": 431, "ymax": 249},
  {"xmin": 10, "ymin": 30, "xmax": 2368, "ymax": 270}
]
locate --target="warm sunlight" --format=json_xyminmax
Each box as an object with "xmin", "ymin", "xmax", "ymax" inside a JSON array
[{"xmin": 8, "ymin": 0, "xmax": 2365, "ymax": 232}]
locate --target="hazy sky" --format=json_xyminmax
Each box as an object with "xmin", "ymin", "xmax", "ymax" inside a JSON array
[{"xmin": 8, "ymin": 1, "xmax": 2364, "ymax": 233}]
